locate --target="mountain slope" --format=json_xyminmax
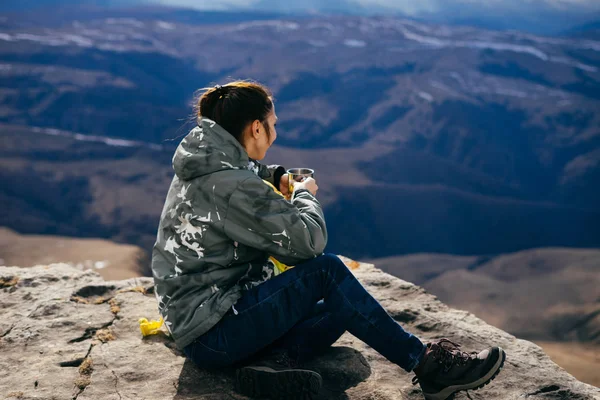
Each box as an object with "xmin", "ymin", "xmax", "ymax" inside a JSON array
[
  {"xmin": 3, "ymin": 124, "xmax": 600, "ymax": 259},
  {"xmin": 0, "ymin": 227, "xmax": 149, "ymax": 279}
]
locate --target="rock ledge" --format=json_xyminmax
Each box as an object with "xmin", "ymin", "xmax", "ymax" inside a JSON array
[{"xmin": 1, "ymin": 259, "xmax": 599, "ymax": 399}]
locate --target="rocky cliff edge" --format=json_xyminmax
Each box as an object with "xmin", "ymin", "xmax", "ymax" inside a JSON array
[{"xmin": 1, "ymin": 258, "xmax": 599, "ymax": 400}]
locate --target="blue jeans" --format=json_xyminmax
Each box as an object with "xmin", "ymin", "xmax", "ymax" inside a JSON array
[{"xmin": 183, "ymin": 253, "xmax": 426, "ymax": 372}]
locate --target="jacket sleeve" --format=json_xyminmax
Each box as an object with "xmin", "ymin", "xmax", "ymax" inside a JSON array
[
  {"xmin": 223, "ymin": 176, "xmax": 327, "ymax": 265},
  {"xmin": 256, "ymin": 161, "xmax": 286, "ymax": 191}
]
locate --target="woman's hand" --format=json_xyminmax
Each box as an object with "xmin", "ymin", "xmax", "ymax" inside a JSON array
[
  {"xmin": 279, "ymin": 174, "xmax": 291, "ymax": 198},
  {"xmin": 292, "ymin": 177, "xmax": 318, "ymax": 196}
]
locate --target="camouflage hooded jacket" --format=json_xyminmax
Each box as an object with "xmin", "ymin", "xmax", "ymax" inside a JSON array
[{"xmin": 151, "ymin": 118, "xmax": 328, "ymax": 349}]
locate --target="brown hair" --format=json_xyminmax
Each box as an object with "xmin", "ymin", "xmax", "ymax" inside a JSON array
[{"xmin": 195, "ymin": 80, "xmax": 273, "ymax": 145}]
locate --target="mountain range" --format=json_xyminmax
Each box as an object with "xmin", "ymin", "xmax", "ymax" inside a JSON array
[
  {"xmin": 0, "ymin": 8, "xmax": 599, "ymax": 259},
  {"xmin": 2, "ymin": 0, "xmax": 600, "ymax": 34}
]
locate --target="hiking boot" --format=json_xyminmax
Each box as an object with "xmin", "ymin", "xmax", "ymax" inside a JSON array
[
  {"xmin": 234, "ymin": 349, "xmax": 323, "ymax": 400},
  {"xmin": 412, "ymin": 338, "xmax": 506, "ymax": 400}
]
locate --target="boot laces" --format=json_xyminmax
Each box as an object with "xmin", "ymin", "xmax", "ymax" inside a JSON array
[
  {"xmin": 433, "ymin": 338, "xmax": 474, "ymax": 372},
  {"xmin": 412, "ymin": 338, "xmax": 477, "ymax": 385}
]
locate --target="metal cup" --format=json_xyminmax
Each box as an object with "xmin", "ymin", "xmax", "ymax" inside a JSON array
[{"xmin": 287, "ymin": 168, "xmax": 314, "ymax": 194}]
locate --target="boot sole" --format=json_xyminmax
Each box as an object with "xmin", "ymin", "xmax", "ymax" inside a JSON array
[
  {"xmin": 235, "ymin": 366, "xmax": 323, "ymax": 399},
  {"xmin": 423, "ymin": 347, "xmax": 506, "ymax": 400}
]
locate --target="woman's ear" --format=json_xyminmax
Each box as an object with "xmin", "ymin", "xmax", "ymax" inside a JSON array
[{"xmin": 252, "ymin": 120, "xmax": 261, "ymax": 138}]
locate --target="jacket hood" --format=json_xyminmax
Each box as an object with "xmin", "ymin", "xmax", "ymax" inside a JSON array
[{"xmin": 173, "ymin": 118, "xmax": 252, "ymax": 181}]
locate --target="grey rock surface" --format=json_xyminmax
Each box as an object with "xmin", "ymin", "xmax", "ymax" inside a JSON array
[{"xmin": 1, "ymin": 259, "xmax": 599, "ymax": 400}]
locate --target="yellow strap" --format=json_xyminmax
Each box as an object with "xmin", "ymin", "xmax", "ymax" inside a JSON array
[
  {"xmin": 270, "ymin": 256, "xmax": 294, "ymax": 275},
  {"xmin": 263, "ymin": 180, "xmax": 283, "ymax": 196},
  {"xmin": 263, "ymin": 180, "xmax": 294, "ymax": 274}
]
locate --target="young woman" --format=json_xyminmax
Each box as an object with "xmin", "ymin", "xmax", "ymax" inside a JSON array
[{"xmin": 151, "ymin": 81, "xmax": 505, "ymax": 400}]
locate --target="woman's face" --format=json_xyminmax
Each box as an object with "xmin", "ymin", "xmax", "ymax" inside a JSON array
[{"xmin": 246, "ymin": 104, "xmax": 277, "ymax": 160}]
